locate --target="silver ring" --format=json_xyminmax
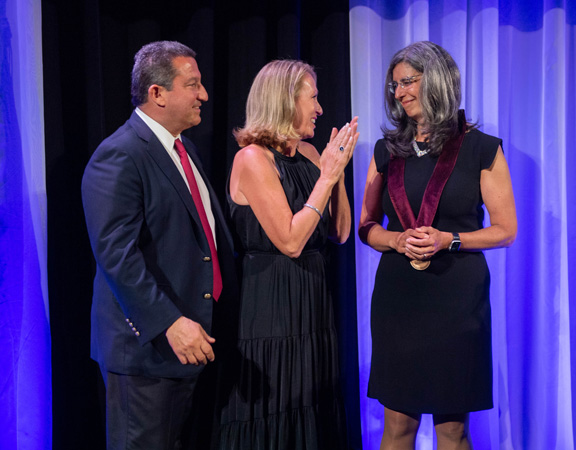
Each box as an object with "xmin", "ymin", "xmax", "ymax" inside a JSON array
[
  {"xmin": 339, "ymin": 146, "xmax": 345, "ymax": 151},
  {"xmin": 423, "ymin": 254, "xmax": 427, "ymax": 258}
]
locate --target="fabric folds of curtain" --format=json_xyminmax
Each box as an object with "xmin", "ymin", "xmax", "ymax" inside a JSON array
[{"xmin": 0, "ymin": 0, "xmax": 51, "ymax": 448}]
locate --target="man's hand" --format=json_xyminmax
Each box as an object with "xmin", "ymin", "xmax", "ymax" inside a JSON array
[{"xmin": 165, "ymin": 316, "xmax": 216, "ymax": 365}]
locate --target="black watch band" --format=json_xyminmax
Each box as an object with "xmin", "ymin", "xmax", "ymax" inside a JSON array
[{"xmin": 449, "ymin": 232, "xmax": 461, "ymax": 252}]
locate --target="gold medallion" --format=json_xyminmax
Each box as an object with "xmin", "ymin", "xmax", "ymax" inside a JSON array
[{"xmin": 410, "ymin": 260, "xmax": 430, "ymax": 270}]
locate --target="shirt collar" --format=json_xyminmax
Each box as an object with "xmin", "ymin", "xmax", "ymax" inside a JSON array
[{"xmin": 135, "ymin": 107, "xmax": 182, "ymax": 152}]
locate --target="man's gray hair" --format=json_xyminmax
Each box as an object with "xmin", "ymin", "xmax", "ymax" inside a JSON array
[{"xmin": 131, "ymin": 41, "xmax": 196, "ymax": 107}]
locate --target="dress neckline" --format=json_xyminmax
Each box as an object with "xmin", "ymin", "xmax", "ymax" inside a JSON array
[{"xmin": 267, "ymin": 146, "xmax": 301, "ymax": 162}]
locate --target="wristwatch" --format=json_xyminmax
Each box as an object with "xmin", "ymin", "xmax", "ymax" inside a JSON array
[{"xmin": 449, "ymin": 232, "xmax": 461, "ymax": 252}]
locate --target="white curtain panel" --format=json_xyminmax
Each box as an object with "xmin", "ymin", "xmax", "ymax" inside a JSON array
[{"xmin": 1, "ymin": 0, "xmax": 51, "ymax": 448}]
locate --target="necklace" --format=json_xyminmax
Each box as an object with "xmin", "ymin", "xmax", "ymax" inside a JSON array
[{"xmin": 412, "ymin": 140, "xmax": 429, "ymax": 157}]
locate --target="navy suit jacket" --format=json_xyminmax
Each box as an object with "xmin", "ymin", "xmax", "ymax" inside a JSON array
[{"xmin": 82, "ymin": 111, "xmax": 237, "ymax": 378}]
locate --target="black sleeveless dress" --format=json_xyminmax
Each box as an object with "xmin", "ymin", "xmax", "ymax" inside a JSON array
[
  {"xmin": 219, "ymin": 148, "xmax": 347, "ymax": 449},
  {"xmin": 368, "ymin": 129, "xmax": 501, "ymax": 414}
]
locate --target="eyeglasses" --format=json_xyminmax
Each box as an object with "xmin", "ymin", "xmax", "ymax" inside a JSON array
[{"xmin": 388, "ymin": 75, "xmax": 422, "ymax": 94}]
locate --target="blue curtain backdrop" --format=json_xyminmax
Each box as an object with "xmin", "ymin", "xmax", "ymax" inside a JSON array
[
  {"xmin": 350, "ymin": 0, "xmax": 575, "ymax": 449},
  {"xmin": 0, "ymin": 0, "xmax": 51, "ymax": 449}
]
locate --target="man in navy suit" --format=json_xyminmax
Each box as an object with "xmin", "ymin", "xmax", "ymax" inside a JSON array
[{"xmin": 82, "ymin": 41, "xmax": 236, "ymax": 449}]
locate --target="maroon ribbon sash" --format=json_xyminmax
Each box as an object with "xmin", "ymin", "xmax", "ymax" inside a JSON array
[{"xmin": 388, "ymin": 112, "xmax": 466, "ymax": 231}]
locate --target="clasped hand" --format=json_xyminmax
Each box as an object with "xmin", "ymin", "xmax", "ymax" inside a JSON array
[{"xmin": 398, "ymin": 226, "xmax": 444, "ymax": 260}]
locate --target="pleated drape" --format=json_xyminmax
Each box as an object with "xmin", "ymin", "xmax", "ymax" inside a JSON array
[{"xmin": 1, "ymin": 0, "xmax": 51, "ymax": 448}]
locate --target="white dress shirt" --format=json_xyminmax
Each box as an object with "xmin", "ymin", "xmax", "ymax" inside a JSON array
[{"xmin": 135, "ymin": 108, "xmax": 217, "ymax": 244}]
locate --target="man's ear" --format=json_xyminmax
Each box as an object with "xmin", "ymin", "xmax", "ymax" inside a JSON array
[{"xmin": 148, "ymin": 84, "xmax": 166, "ymax": 106}]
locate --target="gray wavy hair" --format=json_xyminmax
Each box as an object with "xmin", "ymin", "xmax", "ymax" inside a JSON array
[
  {"xmin": 131, "ymin": 41, "xmax": 197, "ymax": 107},
  {"xmin": 383, "ymin": 41, "xmax": 470, "ymax": 157}
]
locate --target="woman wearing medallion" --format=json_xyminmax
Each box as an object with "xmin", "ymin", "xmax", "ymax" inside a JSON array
[
  {"xmin": 218, "ymin": 60, "xmax": 358, "ymax": 449},
  {"xmin": 358, "ymin": 41, "xmax": 517, "ymax": 449}
]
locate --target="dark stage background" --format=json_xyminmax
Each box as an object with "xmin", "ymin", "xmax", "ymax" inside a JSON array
[{"xmin": 42, "ymin": 0, "xmax": 361, "ymax": 448}]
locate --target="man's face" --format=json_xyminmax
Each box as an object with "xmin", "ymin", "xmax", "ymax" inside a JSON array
[{"xmin": 162, "ymin": 56, "xmax": 208, "ymax": 135}]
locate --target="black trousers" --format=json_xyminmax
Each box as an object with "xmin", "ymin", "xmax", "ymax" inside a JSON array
[{"xmin": 105, "ymin": 371, "xmax": 198, "ymax": 450}]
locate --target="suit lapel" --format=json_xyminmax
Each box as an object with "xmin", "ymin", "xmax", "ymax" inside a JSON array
[
  {"xmin": 128, "ymin": 113, "xmax": 205, "ymax": 236},
  {"xmin": 128, "ymin": 113, "xmax": 233, "ymax": 252},
  {"xmin": 183, "ymin": 137, "xmax": 235, "ymax": 252}
]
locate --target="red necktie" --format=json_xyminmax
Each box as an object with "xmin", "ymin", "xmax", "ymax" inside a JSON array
[{"xmin": 174, "ymin": 138, "xmax": 222, "ymax": 300}]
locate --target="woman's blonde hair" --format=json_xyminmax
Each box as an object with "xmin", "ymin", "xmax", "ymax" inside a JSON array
[{"xmin": 234, "ymin": 60, "xmax": 316, "ymax": 152}]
